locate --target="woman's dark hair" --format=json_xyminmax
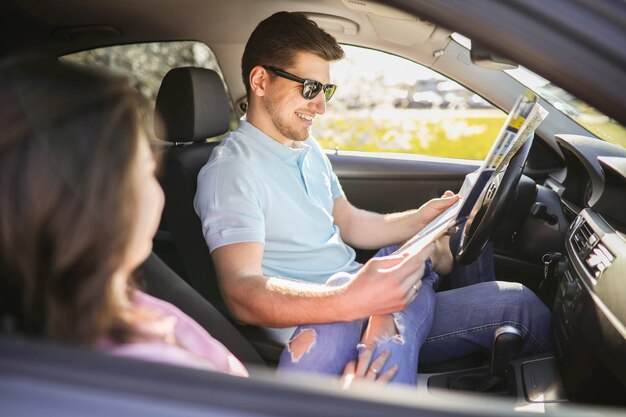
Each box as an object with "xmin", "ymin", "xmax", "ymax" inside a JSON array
[
  {"xmin": 241, "ymin": 11, "xmax": 345, "ymax": 98},
  {"xmin": 0, "ymin": 58, "xmax": 150, "ymax": 345}
]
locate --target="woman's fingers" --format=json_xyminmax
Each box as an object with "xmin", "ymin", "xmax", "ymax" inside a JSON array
[
  {"xmin": 355, "ymin": 344, "xmax": 374, "ymax": 376},
  {"xmin": 341, "ymin": 347, "xmax": 398, "ymax": 387},
  {"xmin": 376, "ymin": 364, "xmax": 399, "ymax": 383},
  {"xmin": 340, "ymin": 360, "xmax": 357, "ymax": 389},
  {"xmin": 355, "ymin": 346, "xmax": 393, "ymax": 380},
  {"xmin": 342, "ymin": 359, "xmax": 356, "ymax": 377},
  {"xmin": 365, "ymin": 349, "xmax": 391, "ymax": 380}
]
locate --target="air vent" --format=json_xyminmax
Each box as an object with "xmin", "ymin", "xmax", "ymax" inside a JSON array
[{"xmin": 570, "ymin": 218, "xmax": 614, "ymax": 283}]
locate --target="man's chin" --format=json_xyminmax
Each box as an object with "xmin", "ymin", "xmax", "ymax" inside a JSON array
[
  {"xmin": 294, "ymin": 127, "xmax": 311, "ymax": 141},
  {"xmin": 284, "ymin": 129, "xmax": 309, "ymax": 142},
  {"xmin": 276, "ymin": 121, "xmax": 310, "ymax": 142}
]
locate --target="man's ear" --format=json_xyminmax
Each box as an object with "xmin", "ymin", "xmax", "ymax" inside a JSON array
[{"xmin": 249, "ymin": 66, "xmax": 268, "ymax": 98}]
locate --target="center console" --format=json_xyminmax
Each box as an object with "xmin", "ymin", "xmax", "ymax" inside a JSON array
[
  {"xmin": 551, "ymin": 209, "xmax": 626, "ymax": 405},
  {"xmin": 420, "ymin": 209, "xmax": 626, "ymax": 408}
]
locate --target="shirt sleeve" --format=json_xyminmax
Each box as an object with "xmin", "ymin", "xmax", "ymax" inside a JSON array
[
  {"xmin": 194, "ymin": 156, "xmax": 265, "ymax": 252},
  {"xmin": 329, "ymin": 169, "xmax": 344, "ymax": 200}
]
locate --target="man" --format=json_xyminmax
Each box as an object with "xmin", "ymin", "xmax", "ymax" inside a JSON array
[{"xmin": 194, "ymin": 12, "xmax": 551, "ymax": 384}]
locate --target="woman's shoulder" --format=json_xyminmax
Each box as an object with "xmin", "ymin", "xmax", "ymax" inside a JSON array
[
  {"xmin": 100, "ymin": 289, "xmax": 248, "ymax": 377},
  {"xmin": 130, "ymin": 288, "xmax": 182, "ymax": 314}
]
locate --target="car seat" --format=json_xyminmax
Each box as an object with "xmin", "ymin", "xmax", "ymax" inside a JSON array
[
  {"xmin": 154, "ymin": 67, "xmax": 292, "ymax": 362},
  {"xmin": 154, "ymin": 66, "xmax": 229, "ymax": 309}
]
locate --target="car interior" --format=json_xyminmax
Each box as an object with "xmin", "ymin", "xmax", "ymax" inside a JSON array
[{"xmin": 1, "ymin": 0, "xmax": 625, "ymax": 416}]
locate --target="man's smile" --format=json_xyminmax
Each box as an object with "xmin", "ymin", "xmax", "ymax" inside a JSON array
[{"xmin": 296, "ymin": 112, "xmax": 314, "ymax": 123}]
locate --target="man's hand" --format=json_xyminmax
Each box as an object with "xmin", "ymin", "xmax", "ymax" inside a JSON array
[
  {"xmin": 338, "ymin": 243, "xmax": 435, "ymax": 321},
  {"xmin": 414, "ymin": 190, "xmax": 460, "ymax": 229},
  {"xmin": 424, "ymin": 190, "xmax": 458, "ymax": 276}
]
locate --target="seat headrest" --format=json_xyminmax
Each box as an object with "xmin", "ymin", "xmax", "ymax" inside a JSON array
[{"xmin": 155, "ymin": 67, "xmax": 230, "ymax": 143}]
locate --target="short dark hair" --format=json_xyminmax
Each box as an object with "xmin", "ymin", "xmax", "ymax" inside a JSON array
[{"xmin": 241, "ymin": 11, "xmax": 345, "ymax": 98}]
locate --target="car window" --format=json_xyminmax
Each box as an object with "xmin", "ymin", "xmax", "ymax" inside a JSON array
[
  {"xmin": 62, "ymin": 41, "xmax": 238, "ymax": 137},
  {"xmin": 314, "ymin": 45, "xmax": 507, "ymax": 160}
]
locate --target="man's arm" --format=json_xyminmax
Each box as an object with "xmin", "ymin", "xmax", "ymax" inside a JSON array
[
  {"xmin": 211, "ymin": 241, "xmax": 434, "ymax": 327},
  {"xmin": 332, "ymin": 192, "xmax": 459, "ymax": 250}
]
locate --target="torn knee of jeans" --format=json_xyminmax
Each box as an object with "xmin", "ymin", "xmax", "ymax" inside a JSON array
[
  {"xmin": 287, "ymin": 329, "xmax": 317, "ymax": 363},
  {"xmin": 366, "ymin": 314, "xmax": 405, "ymax": 347},
  {"xmin": 378, "ymin": 313, "xmax": 405, "ymax": 345}
]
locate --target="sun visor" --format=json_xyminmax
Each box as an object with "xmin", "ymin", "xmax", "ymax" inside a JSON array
[
  {"xmin": 341, "ymin": 0, "xmax": 436, "ymax": 45},
  {"xmin": 367, "ymin": 14, "xmax": 435, "ymax": 45},
  {"xmin": 304, "ymin": 13, "xmax": 359, "ymax": 36}
]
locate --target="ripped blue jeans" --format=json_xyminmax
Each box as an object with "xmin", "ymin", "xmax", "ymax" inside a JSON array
[
  {"xmin": 277, "ymin": 245, "xmax": 552, "ymax": 385},
  {"xmin": 277, "ymin": 253, "xmax": 437, "ymax": 385}
]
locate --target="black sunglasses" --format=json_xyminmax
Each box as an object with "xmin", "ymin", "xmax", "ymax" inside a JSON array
[{"xmin": 263, "ymin": 65, "xmax": 337, "ymax": 102}]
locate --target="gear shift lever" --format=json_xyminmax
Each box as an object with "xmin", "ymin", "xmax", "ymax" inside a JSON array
[
  {"xmin": 447, "ymin": 325, "xmax": 523, "ymax": 394},
  {"xmin": 490, "ymin": 325, "xmax": 523, "ymax": 378}
]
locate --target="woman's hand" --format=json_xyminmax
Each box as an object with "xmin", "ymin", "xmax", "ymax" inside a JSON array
[{"xmin": 341, "ymin": 344, "xmax": 398, "ymax": 388}]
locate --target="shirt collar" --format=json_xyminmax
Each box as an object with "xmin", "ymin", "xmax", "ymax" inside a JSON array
[{"xmin": 239, "ymin": 120, "xmax": 311, "ymax": 164}]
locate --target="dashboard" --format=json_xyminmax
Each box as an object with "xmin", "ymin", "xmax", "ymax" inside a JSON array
[
  {"xmin": 546, "ymin": 134, "xmax": 626, "ymax": 226},
  {"xmin": 541, "ymin": 134, "xmax": 626, "ymax": 404}
]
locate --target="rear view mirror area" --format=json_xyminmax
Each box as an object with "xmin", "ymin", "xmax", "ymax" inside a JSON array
[{"xmin": 470, "ymin": 41, "xmax": 519, "ymax": 70}]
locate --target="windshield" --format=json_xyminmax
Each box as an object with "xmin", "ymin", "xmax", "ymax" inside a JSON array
[
  {"xmin": 451, "ymin": 33, "xmax": 626, "ymax": 149},
  {"xmin": 505, "ymin": 67, "xmax": 626, "ymax": 149}
]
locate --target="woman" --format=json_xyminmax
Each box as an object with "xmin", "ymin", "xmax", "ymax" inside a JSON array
[{"xmin": 0, "ymin": 59, "xmax": 394, "ymax": 383}]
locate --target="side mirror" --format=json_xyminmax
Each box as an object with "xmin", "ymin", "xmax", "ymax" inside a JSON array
[{"xmin": 470, "ymin": 41, "xmax": 518, "ymax": 70}]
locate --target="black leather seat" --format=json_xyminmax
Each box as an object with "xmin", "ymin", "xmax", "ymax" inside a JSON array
[
  {"xmin": 154, "ymin": 67, "xmax": 292, "ymax": 363},
  {"xmin": 154, "ymin": 67, "xmax": 228, "ymax": 309}
]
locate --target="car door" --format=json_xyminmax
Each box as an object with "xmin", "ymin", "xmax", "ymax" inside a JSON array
[
  {"xmin": 315, "ymin": 45, "xmax": 500, "ymax": 261},
  {"xmin": 330, "ymin": 151, "xmax": 475, "ymax": 216}
]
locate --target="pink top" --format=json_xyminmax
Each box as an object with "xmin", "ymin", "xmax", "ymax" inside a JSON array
[{"xmin": 100, "ymin": 290, "xmax": 248, "ymax": 377}]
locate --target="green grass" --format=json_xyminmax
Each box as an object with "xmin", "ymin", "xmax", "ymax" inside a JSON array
[{"xmin": 314, "ymin": 109, "xmax": 507, "ymax": 160}]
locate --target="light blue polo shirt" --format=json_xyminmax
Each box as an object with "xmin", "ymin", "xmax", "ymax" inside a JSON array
[{"xmin": 194, "ymin": 120, "xmax": 362, "ymax": 284}]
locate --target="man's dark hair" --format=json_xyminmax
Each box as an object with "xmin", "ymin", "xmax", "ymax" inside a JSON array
[{"xmin": 241, "ymin": 11, "xmax": 345, "ymax": 98}]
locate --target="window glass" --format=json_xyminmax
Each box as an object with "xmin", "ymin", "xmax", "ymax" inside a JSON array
[
  {"xmin": 452, "ymin": 32, "xmax": 626, "ymax": 149},
  {"xmin": 505, "ymin": 67, "xmax": 626, "ymax": 149},
  {"xmin": 314, "ymin": 45, "xmax": 506, "ymax": 160},
  {"xmin": 62, "ymin": 41, "xmax": 237, "ymax": 136}
]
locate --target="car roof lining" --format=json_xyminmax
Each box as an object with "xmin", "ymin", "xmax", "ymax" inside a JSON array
[
  {"xmin": 2, "ymin": 0, "xmax": 624, "ymax": 131},
  {"xmin": 3, "ymin": 0, "xmax": 447, "ymax": 55},
  {"xmin": 1, "ymin": 0, "xmax": 450, "ymax": 104}
]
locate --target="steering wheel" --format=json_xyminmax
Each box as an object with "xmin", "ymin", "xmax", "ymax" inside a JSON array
[{"xmin": 455, "ymin": 135, "xmax": 534, "ymax": 264}]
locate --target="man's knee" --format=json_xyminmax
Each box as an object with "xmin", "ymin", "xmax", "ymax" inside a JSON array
[
  {"xmin": 287, "ymin": 328, "xmax": 317, "ymax": 363},
  {"xmin": 498, "ymin": 282, "xmax": 547, "ymax": 311},
  {"xmin": 284, "ymin": 319, "xmax": 364, "ymax": 365}
]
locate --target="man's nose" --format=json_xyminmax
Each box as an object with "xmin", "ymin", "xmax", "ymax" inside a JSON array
[{"xmin": 309, "ymin": 91, "xmax": 326, "ymax": 115}]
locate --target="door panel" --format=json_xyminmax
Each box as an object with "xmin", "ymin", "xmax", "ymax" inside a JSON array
[
  {"xmin": 328, "ymin": 152, "xmax": 478, "ymax": 213},
  {"xmin": 328, "ymin": 152, "xmax": 540, "ymax": 290}
]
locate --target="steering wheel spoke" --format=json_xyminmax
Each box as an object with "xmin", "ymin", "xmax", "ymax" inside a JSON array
[{"xmin": 455, "ymin": 136, "xmax": 535, "ymax": 264}]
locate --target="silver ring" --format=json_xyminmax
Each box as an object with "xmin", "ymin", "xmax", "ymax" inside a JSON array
[
  {"xmin": 370, "ymin": 368, "xmax": 379, "ymax": 375},
  {"xmin": 412, "ymin": 284, "xmax": 419, "ymax": 292}
]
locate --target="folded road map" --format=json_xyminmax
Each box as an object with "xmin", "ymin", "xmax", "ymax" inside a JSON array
[{"xmin": 395, "ymin": 90, "xmax": 549, "ymax": 257}]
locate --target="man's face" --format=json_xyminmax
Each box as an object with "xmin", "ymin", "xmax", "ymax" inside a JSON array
[{"xmin": 263, "ymin": 51, "xmax": 330, "ymax": 144}]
